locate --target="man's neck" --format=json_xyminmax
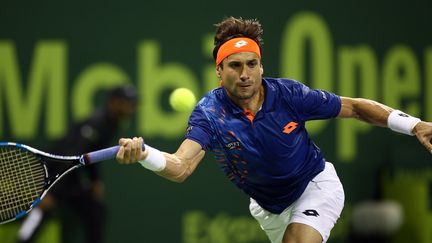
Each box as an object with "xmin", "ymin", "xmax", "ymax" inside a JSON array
[{"xmin": 237, "ymin": 85, "xmax": 265, "ymax": 114}]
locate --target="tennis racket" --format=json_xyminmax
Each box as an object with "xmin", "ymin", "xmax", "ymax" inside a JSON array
[{"xmin": 0, "ymin": 141, "xmax": 132, "ymax": 224}]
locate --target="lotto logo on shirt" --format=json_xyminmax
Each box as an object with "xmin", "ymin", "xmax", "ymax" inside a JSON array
[{"xmin": 283, "ymin": 121, "xmax": 298, "ymax": 134}]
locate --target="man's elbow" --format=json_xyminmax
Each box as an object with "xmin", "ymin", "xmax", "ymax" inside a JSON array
[
  {"xmin": 171, "ymin": 176, "xmax": 187, "ymax": 183},
  {"xmin": 163, "ymin": 169, "xmax": 192, "ymax": 183}
]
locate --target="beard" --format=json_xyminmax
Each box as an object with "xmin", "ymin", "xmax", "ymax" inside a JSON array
[{"xmin": 229, "ymin": 85, "xmax": 258, "ymax": 100}]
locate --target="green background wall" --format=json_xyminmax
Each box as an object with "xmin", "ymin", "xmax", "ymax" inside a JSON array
[{"xmin": 1, "ymin": 0, "xmax": 431, "ymax": 242}]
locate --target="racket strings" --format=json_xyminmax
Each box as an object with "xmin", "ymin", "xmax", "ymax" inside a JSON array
[{"xmin": 0, "ymin": 147, "xmax": 45, "ymax": 222}]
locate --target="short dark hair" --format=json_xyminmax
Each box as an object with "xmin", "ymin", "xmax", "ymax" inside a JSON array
[
  {"xmin": 212, "ymin": 16, "xmax": 264, "ymax": 61},
  {"xmin": 109, "ymin": 84, "xmax": 138, "ymax": 102}
]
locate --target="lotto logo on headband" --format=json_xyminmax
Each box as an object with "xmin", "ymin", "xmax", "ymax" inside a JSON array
[
  {"xmin": 216, "ymin": 37, "xmax": 261, "ymax": 65},
  {"xmin": 234, "ymin": 40, "xmax": 248, "ymax": 48}
]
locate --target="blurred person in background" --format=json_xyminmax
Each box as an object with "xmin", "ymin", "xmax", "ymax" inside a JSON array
[
  {"xmin": 16, "ymin": 85, "xmax": 138, "ymax": 243},
  {"xmin": 115, "ymin": 17, "xmax": 432, "ymax": 243}
]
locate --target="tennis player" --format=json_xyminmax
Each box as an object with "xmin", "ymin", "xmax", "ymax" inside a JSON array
[{"xmin": 116, "ymin": 17, "xmax": 432, "ymax": 243}]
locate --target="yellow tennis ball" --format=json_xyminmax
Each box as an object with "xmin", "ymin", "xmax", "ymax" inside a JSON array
[{"xmin": 169, "ymin": 88, "xmax": 197, "ymax": 112}]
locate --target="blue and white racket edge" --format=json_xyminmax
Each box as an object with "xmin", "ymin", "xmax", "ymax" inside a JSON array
[{"xmin": 0, "ymin": 142, "xmax": 123, "ymax": 224}]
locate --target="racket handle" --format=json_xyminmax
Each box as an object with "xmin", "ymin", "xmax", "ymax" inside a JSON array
[{"xmin": 83, "ymin": 144, "xmax": 146, "ymax": 164}]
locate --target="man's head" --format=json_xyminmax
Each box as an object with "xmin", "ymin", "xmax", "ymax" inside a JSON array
[
  {"xmin": 213, "ymin": 17, "xmax": 264, "ymax": 102},
  {"xmin": 107, "ymin": 85, "xmax": 138, "ymax": 120},
  {"xmin": 213, "ymin": 17, "xmax": 264, "ymax": 63}
]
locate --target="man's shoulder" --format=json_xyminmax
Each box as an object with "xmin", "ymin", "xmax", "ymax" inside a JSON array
[
  {"xmin": 264, "ymin": 77, "xmax": 301, "ymax": 87},
  {"xmin": 264, "ymin": 77, "xmax": 305, "ymax": 95},
  {"xmin": 198, "ymin": 87, "xmax": 224, "ymax": 107}
]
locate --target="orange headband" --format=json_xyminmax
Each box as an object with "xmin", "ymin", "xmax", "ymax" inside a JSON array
[{"xmin": 216, "ymin": 37, "xmax": 261, "ymax": 65}]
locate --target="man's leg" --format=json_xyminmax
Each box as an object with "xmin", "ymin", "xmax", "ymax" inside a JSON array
[
  {"xmin": 67, "ymin": 188, "xmax": 106, "ymax": 243},
  {"xmin": 282, "ymin": 162, "xmax": 344, "ymax": 243},
  {"xmin": 17, "ymin": 195, "xmax": 56, "ymax": 243},
  {"xmin": 250, "ymin": 162, "xmax": 344, "ymax": 243},
  {"xmin": 282, "ymin": 223, "xmax": 322, "ymax": 243}
]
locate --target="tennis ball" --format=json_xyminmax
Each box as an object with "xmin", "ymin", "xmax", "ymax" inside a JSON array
[{"xmin": 169, "ymin": 88, "xmax": 197, "ymax": 112}]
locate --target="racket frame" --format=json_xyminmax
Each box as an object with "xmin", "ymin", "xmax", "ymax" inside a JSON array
[
  {"xmin": 0, "ymin": 141, "xmax": 128, "ymax": 224},
  {"xmin": 0, "ymin": 142, "xmax": 85, "ymax": 224}
]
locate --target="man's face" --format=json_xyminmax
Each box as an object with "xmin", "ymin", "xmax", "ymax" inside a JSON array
[
  {"xmin": 109, "ymin": 98, "xmax": 137, "ymax": 120},
  {"xmin": 217, "ymin": 52, "xmax": 263, "ymax": 102}
]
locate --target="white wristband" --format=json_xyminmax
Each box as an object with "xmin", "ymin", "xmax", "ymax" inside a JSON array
[
  {"xmin": 138, "ymin": 144, "xmax": 166, "ymax": 171},
  {"xmin": 387, "ymin": 110, "xmax": 421, "ymax": 136}
]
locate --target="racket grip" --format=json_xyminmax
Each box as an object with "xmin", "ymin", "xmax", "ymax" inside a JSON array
[{"xmin": 83, "ymin": 144, "xmax": 146, "ymax": 164}]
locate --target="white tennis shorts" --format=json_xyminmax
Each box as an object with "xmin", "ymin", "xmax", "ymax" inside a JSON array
[{"xmin": 249, "ymin": 162, "xmax": 344, "ymax": 243}]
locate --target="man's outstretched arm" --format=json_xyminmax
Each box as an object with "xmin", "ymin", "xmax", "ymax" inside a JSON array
[
  {"xmin": 338, "ymin": 97, "xmax": 432, "ymax": 153},
  {"xmin": 116, "ymin": 137, "xmax": 205, "ymax": 182}
]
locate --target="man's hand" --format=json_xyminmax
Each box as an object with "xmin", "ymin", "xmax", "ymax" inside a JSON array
[
  {"xmin": 116, "ymin": 137, "xmax": 148, "ymax": 164},
  {"xmin": 413, "ymin": 121, "xmax": 432, "ymax": 154}
]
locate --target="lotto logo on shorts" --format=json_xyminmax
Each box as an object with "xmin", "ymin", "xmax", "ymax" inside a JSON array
[
  {"xmin": 234, "ymin": 40, "xmax": 248, "ymax": 48},
  {"xmin": 303, "ymin": 209, "xmax": 319, "ymax": 217}
]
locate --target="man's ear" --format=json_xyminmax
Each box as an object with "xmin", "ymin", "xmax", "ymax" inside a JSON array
[
  {"xmin": 216, "ymin": 65, "xmax": 221, "ymax": 78},
  {"xmin": 260, "ymin": 64, "xmax": 264, "ymax": 75}
]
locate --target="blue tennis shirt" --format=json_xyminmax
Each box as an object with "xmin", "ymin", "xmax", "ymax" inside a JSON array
[{"xmin": 186, "ymin": 77, "xmax": 341, "ymax": 214}]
